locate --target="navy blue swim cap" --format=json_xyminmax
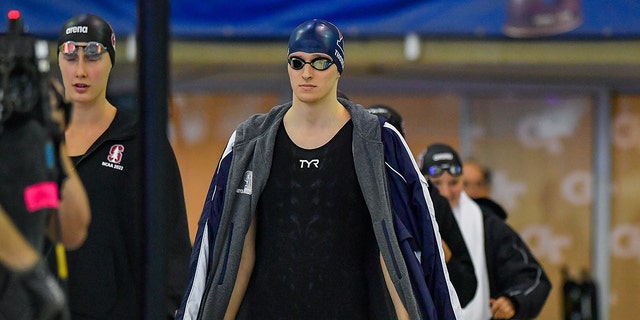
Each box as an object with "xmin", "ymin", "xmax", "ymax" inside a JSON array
[
  {"xmin": 287, "ymin": 19, "xmax": 344, "ymax": 74},
  {"xmin": 58, "ymin": 14, "xmax": 116, "ymax": 66}
]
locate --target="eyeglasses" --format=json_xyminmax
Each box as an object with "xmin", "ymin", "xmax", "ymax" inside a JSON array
[
  {"xmin": 426, "ymin": 164, "xmax": 462, "ymax": 177},
  {"xmin": 288, "ymin": 57, "xmax": 333, "ymax": 71},
  {"xmin": 59, "ymin": 41, "xmax": 108, "ymax": 60}
]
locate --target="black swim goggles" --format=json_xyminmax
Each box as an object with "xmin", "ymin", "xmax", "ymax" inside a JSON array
[
  {"xmin": 426, "ymin": 164, "xmax": 462, "ymax": 177},
  {"xmin": 59, "ymin": 41, "xmax": 108, "ymax": 60},
  {"xmin": 288, "ymin": 57, "xmax": 334, "ymax": 71}
]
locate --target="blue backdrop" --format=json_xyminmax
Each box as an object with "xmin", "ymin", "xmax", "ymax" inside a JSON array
[{"xmin": 1, "ymin": 0, "xmax": 639, "ymax": 39}]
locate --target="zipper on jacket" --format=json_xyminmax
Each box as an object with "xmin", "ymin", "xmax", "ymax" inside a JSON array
[{"xmin": 381, "ymin": 220, "xmax": 402, "ymax": 278}]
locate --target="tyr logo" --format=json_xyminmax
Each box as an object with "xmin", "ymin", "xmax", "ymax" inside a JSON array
[
  {"xmin": 299, "ymin": 159, "xmax": 319, "ymax": 169},
  {"xmin": 107, "ymin": 144, "xmax": 124, "ymax": 164}
]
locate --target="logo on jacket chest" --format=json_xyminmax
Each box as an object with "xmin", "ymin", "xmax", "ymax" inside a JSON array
[{"xmin": 101, "ymin": 144, "xmax": 125, "ymax": 171}]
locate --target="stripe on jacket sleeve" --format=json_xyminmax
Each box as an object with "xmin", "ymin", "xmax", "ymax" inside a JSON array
[
  {"xmin": 212, "ymin": 130, "xmax": 236, "ymax": 199},
  {"xmin": 183, "ymin": 222, "xmax": 210, "ymax": 319},
  {"xmin": 177, "ymin": 131, "xmax": 237, "ymax": 319}
]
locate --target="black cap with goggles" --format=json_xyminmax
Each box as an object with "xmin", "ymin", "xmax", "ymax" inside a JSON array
[
  {"xmin": 59, "ymin": 41, "xmax": 108, "ymax": 60},
  {"xmin": 57, "ymin": 14, "xmax": 116, "ymax": 66},
  {"xmin": 426, "ymin": 164, "xmax": 462, "ymax": 177},
  {"xmin": 288, "ymin": 57, "xmax": 333, "ymax": 71},
  {"xmin": 419, "ymin": 143, "xmax": 464, "ymax": 178}
]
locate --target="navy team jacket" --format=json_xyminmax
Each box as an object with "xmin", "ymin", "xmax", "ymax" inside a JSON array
[{"xmin": 176, "ymin": 100, "xmax": 462, "ymax": 319}]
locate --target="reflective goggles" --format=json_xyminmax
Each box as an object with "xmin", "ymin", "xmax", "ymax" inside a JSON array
[
  {"xmin": 59, "ymin": 41, "xmax": 108, "ymax": 60},
  {"xmin": 288, "ymin": 57, "xmax": 333, "ymax": 71},
  {"xmin": 426, "ymin": 164, "xmax": 462, "ymax": 177}
]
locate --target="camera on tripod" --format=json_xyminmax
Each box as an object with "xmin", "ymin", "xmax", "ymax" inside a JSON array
[{"xmin": 0, "ymin": 10, "xmax": 52, "ymax": 131}]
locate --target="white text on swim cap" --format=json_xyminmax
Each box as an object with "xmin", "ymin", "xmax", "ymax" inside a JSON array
[
  {"xmin": 433, "ymin": 153, "xmax": 454, "ymax": 161},
  {"xmin": 334, "ymin": 49, "xmax": 344, "ymax": 67},
  {"xmin": 66, "ymin": 26, "xmax": 89, "ymax": 34}
]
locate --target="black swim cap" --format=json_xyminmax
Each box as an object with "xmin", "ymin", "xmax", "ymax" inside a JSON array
[
  {"xmin": 367, "ymin": 104, "xmax": 405, "ymax": 137},
  {"xmin": 287, "ymin": 19, "xmax": 344, "ymax": 74},
  {"xmin": 419, "ymin": 143, "xmax": 463, "ymax": 177},
  {"xmin": 58, "ymin": 14, "xmax": 116, "ymax": 66}
]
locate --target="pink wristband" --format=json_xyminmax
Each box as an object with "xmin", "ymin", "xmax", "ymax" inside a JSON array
[{"xmin": 24, "ymin": 181, "xmax": 60, "ymax": 212}]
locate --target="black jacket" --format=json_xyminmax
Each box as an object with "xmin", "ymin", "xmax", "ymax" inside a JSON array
[
  {"xmin": 482, "ymin": 208, "xmax": 551, "ymax": 319},
  {"xmin": 47, "ymin": 110, "xmax": 191, "ymax": 319},
  {"xmin": 474, "ymin": 197, "xmax": 508, "ymax": 220}
]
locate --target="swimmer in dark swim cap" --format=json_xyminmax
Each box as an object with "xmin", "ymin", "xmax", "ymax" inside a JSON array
[
  {"xmin": 287, "ymin": 19, "xmax": 344, "ymax": 74},
  {"xmin": 54, "ymin": 13, "xmax": 192, "ymax": 320},
  {"xmin": 174, "ymin": 17, "xmax": 464, "ymax": 320}
]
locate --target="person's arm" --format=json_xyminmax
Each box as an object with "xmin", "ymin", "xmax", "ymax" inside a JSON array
[
  {"xmin": 380, "ymin": 254, "xmax": 410, "ymax": 320},
  {"xmin": 46, "ymin": 79, "xmax": 91, "ymax": 250},
  {"xmin": 441, "ymin": 240, "xmax": 452, "ymax": 262},
  {"xmin": 490, "ymin": 296, "xmax": 516, "ymax": 319},
  {"xmin": 224, "ymin": 214, "xmax": 256, "ymax": 320},
  {"xmin": 0, "ymin": 204, "xmax": 40, "ymax": 271},
  {"xmin": 47, "ymin": 142, "xmax": 90, "ymax": 250},
  {"xmin": 0, "ymin": 204, "xmax": 67, "ymax": 317}
]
